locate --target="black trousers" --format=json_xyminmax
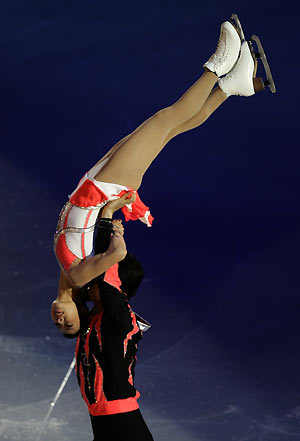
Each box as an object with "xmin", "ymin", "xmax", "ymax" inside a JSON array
[{"xmin": 90, "ymin": 409, "xmax": 154, "ymax": 441}]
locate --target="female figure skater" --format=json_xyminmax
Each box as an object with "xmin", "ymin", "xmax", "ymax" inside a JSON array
[
  {"xmin": 52, "ymin": 196, "xmax": 135, "ymax": 336},
  {"xmin": 52, "ymin": 18, "xmax": 271, "ymax": 335}
]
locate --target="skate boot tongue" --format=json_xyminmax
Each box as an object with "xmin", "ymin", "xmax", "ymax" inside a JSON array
[{"xmin": 203, "ymin": 20, "xmax": 241, "ymax": 77}]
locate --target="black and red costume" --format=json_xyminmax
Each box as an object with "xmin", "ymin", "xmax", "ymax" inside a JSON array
[{"xmin": 75, "ymin": 278, "xmax": 153, "ymax": 440}]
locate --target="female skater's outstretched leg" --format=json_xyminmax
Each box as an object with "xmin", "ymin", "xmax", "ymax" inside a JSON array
[
  {"xmin": 93, "ymin": 20, "xmax": 242, "ymax": 190},
  {"xmin": 95, "ymin": 83, "xmax": 228, "ymax": 171},
  {"xmin": 94, "ymin": 70, "xmax": 218, "ymax": 189},
  {"xmin": 96, "ymin": 85, "xmax": 227, "ymax": 170},
  {"xmin": 164, "ymin": 86, "xmax": 227, "ymax": 144}
]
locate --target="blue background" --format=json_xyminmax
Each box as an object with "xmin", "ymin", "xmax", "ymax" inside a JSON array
[{"xmin": 0, "ymin": 1, "xmax": 299, "ymax": 440}]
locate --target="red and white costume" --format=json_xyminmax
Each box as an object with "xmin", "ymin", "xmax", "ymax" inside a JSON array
[{"xmin": 54, "ymin": 159, "xmax": 154, "ymax": 272}]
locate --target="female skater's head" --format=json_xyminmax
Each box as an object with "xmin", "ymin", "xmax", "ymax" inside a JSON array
[
  {"xmin": 51, "ymin": 253, "xmax": 143, "ymax": 338},
  {"xmin": 51, "ymin": 299, "xmax": 82, "ymax": 336}
]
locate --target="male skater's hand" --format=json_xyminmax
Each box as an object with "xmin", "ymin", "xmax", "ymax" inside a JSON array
[
  {"xmin": 107, "ymin": 220, "xmax": 127, "ymax": 260},
  {"xmin": 112, "ymin": 219, "xmax": 124, "ymax": 237}
]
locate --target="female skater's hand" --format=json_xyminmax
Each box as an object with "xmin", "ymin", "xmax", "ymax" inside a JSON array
[{"xmin": 102, "ymin": 191, "xmax": 136, "ymax": 218}]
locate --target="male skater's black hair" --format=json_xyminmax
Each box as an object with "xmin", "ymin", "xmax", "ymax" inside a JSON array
[{"xmin": 118, "ymin": 252, "xmax": 144, "ymax": 300}]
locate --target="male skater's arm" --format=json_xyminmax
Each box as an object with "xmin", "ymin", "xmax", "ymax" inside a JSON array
[{"xmin": 67, "ymin": 193, "xmax": 136, "ymax": 287}]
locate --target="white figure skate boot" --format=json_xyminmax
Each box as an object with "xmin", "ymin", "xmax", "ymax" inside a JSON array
[
  {"xmin": 204, "ymin": 21, "xmax": 241, "ymax": 77},
  {"xmin": 218, "ymin": 40, "xmax": 265, "ymax": 96}
]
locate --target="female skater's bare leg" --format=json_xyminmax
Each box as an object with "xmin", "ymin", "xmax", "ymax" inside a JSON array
[
  {"xmin": 96, "ymin": 86, "xmax": 226, "ymax": 168},
  {"xmin": 93, "ymin": 19, "xmax": 244, "ymax": 189},
  {"xmin": 94, "ymin": 70, "xmax": 218, "ymax": 189},
  {"xmin": 164, "ymin": 86, "xmax": 227, "ymax": 145}
]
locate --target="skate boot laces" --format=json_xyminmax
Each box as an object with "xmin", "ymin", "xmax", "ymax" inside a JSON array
[{"xmin": 212, "ymin": 28, "xmax": 229, "ymax": 69}]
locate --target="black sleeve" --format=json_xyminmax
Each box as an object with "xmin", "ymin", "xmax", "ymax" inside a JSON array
[
  {"xmin": 97, "ymin": 279, "xmax": 133, "ymax": 331},
  {"xmin": 94, "ymin": 218, "xmax": 113, "ymax": 254}
]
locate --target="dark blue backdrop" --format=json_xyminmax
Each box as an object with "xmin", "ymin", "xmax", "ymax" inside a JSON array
[{"xmin": 0, "ymin": 1, "xmax": 299, "ymax": 440}]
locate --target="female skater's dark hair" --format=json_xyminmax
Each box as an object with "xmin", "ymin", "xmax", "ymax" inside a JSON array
[{"xmin": 63, "ymin": 330, "xmax": 81, "ymax": 339}]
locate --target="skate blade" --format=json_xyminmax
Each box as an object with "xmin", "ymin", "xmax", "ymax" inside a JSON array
[
  {"xmin": 230, "ymin": 13, "xmax": 245, "ymax": 41},
  {"xmin": 249, "ymin": 35, "xmax": 276, "ymax": 93}
]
